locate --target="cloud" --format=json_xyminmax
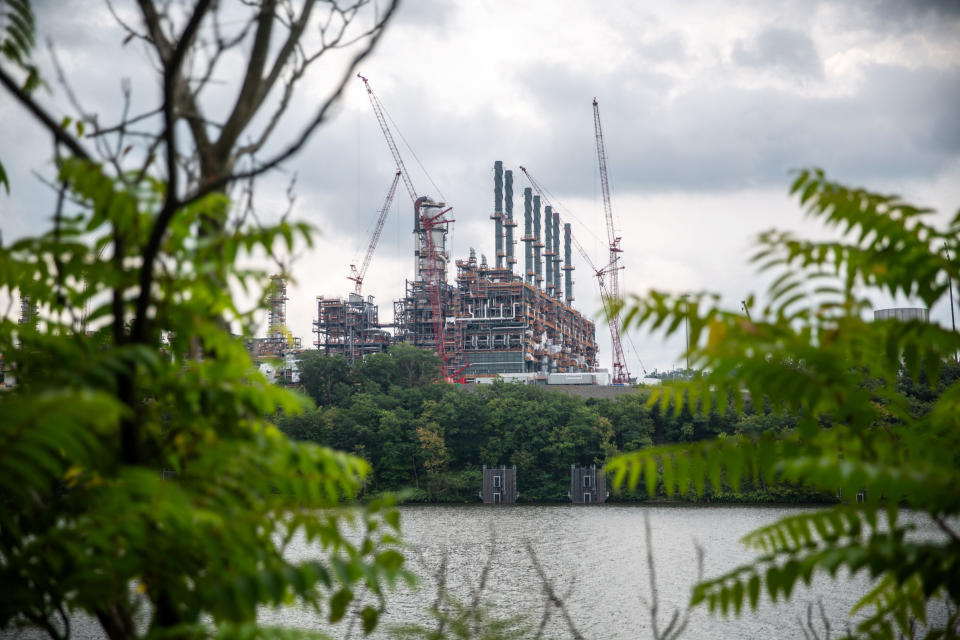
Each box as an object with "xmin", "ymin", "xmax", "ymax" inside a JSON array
[
  {"xmin": 731, "ymin": 27, "xmax": 824, "ymax": 79},
  {"xmin": 3, "ymin": 0, "xmax": 960, "ymax": 372}
]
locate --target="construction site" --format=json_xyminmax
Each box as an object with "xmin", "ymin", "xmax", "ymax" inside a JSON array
[
  {"xmin": 313, "ymin": 78, "xmax": 633, "ymax": 385},
  {"xmin": 316, "ymin": 160, "xmax": 600, "ymax": 381}
]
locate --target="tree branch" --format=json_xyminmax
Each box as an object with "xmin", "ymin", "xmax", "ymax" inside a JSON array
[
  {"xmin": 178, "ymin": 0, "xmax": 397, "ymax": 211},
  {"xmin": 131, "ymin": 0, "xmax": 212, "ymax": 344},
  {"xmin": 0, "ymin": 64, "xmax": 92, "ymax": 161},
  {"xmin": 935, "ymin": 515, "xmax": 960, "ymax": 545},
  {"xmin": 214, "ymin": 0, "xmax": 281, "ymax": 158}
]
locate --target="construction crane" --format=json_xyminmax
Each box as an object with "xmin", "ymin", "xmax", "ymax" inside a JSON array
[
  {"xmin": 420, "ymin": 203, "xmax": 457, "ymax": 379},
  {"xmin": 357, "ymin": 74, "xmax": 418, "ymax": 204},
  {"xmin": 357, "ymin": 74, "xmax": 463, "ymax": 381},
  {"xmin": 520, "ymin": 165, "xmax": 636, "ymax": 382},
  {"xmin": 348, "ymin": 170, "xmax": 402, "ymax": 295},
  {"xmin": 592, "ymin": 98, "xmax": 630, "ymax": 385}
]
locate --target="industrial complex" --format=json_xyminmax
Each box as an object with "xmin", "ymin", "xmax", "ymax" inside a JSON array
[
  {"xmin": 314, "ymin": 160, "xmax": 599, "ymax": 381},
  {"xmin": 253, "ymin": 77, "xmax": 646, "ymax": 386}
]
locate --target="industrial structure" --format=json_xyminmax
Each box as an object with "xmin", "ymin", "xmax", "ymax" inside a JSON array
[
  {"xmin": 481, "ymin": 465, "xmax": 518, "ymax": 504},
  {"xmin": 314, "ymin": 159, "xmax": 599, "ymax": 380},
  {"xmin": 570, "ymin": 465, "xmax": 607, "ymax": 504},
  {"xmin": 248, "ymin": 275, "xmax": 302, "ymax": 385},
  {"xmin": 306, "ymin": 73, "xmax": 603, "ymax": 382}
]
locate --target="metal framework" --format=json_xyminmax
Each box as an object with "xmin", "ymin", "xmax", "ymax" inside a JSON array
[
  {"xmin": 592, "ymin": 98, "xmax": 630, "ymax": 384},
  {"xmin": 520, "ymin": 165, "xmax": 627, "ymax": 379}
]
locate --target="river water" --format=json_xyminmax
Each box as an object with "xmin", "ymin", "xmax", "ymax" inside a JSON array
[
  {"xmin": 263, "ymin": 503, "xmax": 948, "ymax": 639},
  {"xmin": 9, "ymin": 504, "xmax": 950, "ymax": 639}
]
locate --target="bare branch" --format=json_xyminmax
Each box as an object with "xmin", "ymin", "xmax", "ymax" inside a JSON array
[
  {"xmin": 0, "ymin": 64, "xmax": 92, "ymax": 161},
  {"xmin": 525, "ymin": 541, "xmax": 586, "ymax": 640},
  {"xmin": 179, "ymin": 0, "xmax": 397, "ymax": 210},
  {"xmin": 105, "ymin": 0, "xmax": 149, "ymax": 44},
  {"xmin": 214, "ymin": 0, "xmax": 284, "ymax": 158},
  {"xmin": 87, "ymin": 107, "xmax": 162, "ymax": 138},
  {"xmin": 935, "ymin": 515, "xmax": 960, "ymax": 545}
]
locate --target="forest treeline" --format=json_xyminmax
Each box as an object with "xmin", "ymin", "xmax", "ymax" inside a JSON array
[{"xmin": 274, "ymin": 344, "xmax": 959, "ymax": 503}]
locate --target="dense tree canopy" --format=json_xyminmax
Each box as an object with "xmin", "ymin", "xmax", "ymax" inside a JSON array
[{"xmin": 277, "ymin": 346, "xmax": 843, "ymax": 503}]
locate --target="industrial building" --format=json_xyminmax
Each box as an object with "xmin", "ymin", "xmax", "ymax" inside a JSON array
[
  {"xmin": 570, "ymin": 465, "xmax": 607, "ymax": 504},
  {"xmin": 481, "ymin": 465, "xmax": 518, "ymax": 504},
  {"xmin": 313, "ymin": 161, "xmax": 599, "ymax": 380},
  {"xmin": 248, "ymin": 275, "xmax": 302, "ymax": 385}
]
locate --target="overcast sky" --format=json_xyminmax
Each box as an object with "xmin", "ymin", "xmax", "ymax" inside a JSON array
[{"xmin": 2, "ymin": 0, "xmax": 960, "ymax": 374}]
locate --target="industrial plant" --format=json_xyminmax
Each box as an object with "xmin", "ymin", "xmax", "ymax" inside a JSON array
[
  {"xmin": 315, "ymin": 159, "xmax": 600, "ymax": 381},
  {"xmin": 258, "ymin": 76, "xmax": 646, "ymax": 385}
]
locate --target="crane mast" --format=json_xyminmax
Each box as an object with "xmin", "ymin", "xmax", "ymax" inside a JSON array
[
  {"xmin": 349, "ymin": 170, "xmax": 402, "ymax": 295},
  {"xmin": 358, "ymin": 74, "xmax": 459, "ymax": 379},
  {"xmin": 592, "ymin": 98, "xmax": 630, "ymax": 385},
  {"xmin": 358, "ymin": 74, "xmax": 418, "ymax": 204}
]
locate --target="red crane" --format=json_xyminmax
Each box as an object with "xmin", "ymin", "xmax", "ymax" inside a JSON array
[
  {"xmin": 592, "ymin": 98, "xmax": 630, "ymax": 385},
  {"xmin": 349, "ymin": 171, "xmax": 402, "ymax": 295},
  {"xmin": 357, "ymin": 74, "xmax": 463, "ymax": 380}
]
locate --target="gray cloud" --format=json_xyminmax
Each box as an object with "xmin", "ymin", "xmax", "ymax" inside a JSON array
[
  {"xmin": 860, "ymin": 0, "xmax": 960, "ymax": 32},
  {"xmin": 506, "ymin": 60, "xmax": 960, "ymax": 196},
  {"xmin": 731, "ymin": 27, "xmax": 823, "ymax": 79}
]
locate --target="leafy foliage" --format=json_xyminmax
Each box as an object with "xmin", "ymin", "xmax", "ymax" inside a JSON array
[
  {"xmin": 0, "ymin": 159, "xmax": 409, "ymax": 638},
  {"xmin": 608, "ymin": 170, "xmax": 960, "ymax": 637},
  {"xmin": 278, "ymin": 353, "xmax": 824, "ymax": 503},
  {"xmin": 0, "ymin": 0, "xmax": 40, "ymax": 92}
]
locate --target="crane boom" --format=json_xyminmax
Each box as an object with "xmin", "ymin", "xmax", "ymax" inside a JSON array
[
  {"xmin": 592, "ymin": 98, "xmax": 630, "ymax": 384},
  {"xmin": 349, "ymin": 171, "xmax": 402, "ymax": 295},
  {"xmin": 358, "ymin": 74, "xmax": 418, "ymax": 203}
]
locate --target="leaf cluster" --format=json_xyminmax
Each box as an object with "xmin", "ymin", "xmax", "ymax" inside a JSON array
[
  {"xmin": 0, "ymin": 160, "xmax": 410, "ymax": 639},
  {"xmin": 608, "ymin": 170, "xmax": 960, "ymax": 638}
]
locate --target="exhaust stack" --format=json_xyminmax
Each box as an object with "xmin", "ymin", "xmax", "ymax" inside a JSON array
[
  {"xmin": 493, "ymin": 161, "xmax": 504, "ymax": 269},
  {"xmin": 553, "ymin": 212, "xmax": 561, "ymax": 300},
  {"xmin": 544, "ymin": 205, "xmax": 554, "ymax": 294},
  {"xmin": 563, "ymin": 223, "xmax": 574, "ymax": 302},
  {"xmin": 533, "ymin": 195, "xmax": 543, "ymax": 289},
  {"xmin": 504, "ymin": 170, "xmax": 516, "ymax": 271}
]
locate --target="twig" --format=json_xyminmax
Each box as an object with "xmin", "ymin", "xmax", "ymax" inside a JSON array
[
  {"xmin": 934, "ymin": 515, "xmax": 960, "ymax": 545},
  {"xmin": 0, "ymin": 64, "xmax": 92, "ymax": 161},
  {"xmin": 524, "ymin": 541, "xmax": 585, "ymax": 640}
]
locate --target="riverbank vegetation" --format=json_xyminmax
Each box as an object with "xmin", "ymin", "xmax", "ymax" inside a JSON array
[{"xmin": 275, "ymin": 345, "xmax": 958, "ymax": 505}]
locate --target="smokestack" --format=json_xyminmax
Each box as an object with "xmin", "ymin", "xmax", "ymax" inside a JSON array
[
  {"xmin": 505, "ymin": 170, "xmax": 516, "ymax": 271},
  {"xmin": 563, "ymin": 223, "xmax": 574, "ymax": 302},
  {"xmin": 553, "ymin": 212, "xmax": 561, "ymax": 300},
  {"xmin": 523, "ymin": 187, "xmax": 534, "ymax": 285},
  {"xmin": 533, "ymin": 195, "xmax": 543, "ymax": 289},
  {"xmin": 544, "ymin": 205, "xmax": 553, "ymax": 294},
  {"xmin": 493, "ymin": 161, "xmax": 504, "ymax": 269}
]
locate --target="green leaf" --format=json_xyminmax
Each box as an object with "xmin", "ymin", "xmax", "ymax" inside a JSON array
[
  {"xmin": 328, "ymin": 588, "xmax": 353, "ymax": 623},
  {"xmin": 361, "ymin": 605, "xmax": 379, "ymax": 635}
]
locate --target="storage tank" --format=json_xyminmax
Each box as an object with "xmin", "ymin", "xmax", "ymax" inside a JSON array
[{"xmin": 873, "ymin": 307, "xmax": 928, "ymax": 322}]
